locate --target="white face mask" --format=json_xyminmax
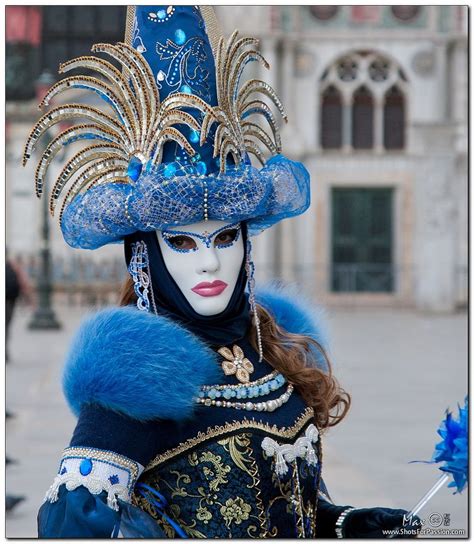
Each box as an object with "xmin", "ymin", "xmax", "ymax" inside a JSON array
[{"xmin": 157, "ymin": 220, "xmax": 244, "ymax": 316}]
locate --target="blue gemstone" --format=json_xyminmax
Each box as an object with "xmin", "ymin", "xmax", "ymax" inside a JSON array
[
  {"xmin": 60, "ymin": 466, "xmax": 67, "ymax": 475},
  {"xmin": 108, "ymin": 474, "xmax": 119, "ymax": 485},
  {"xmin": 175, "ymin": 29, "xmax": 186, "ymax": 45},
  {"xmin": 208, "ymin": 389, "xmax": 217, "ymax": 400},
  {"xmin": 196, "ymin": 161, "xmax": 207, "ymax": 175},
  {"xmin": 164, "ymin": 163, "xmax": 177, "ymax": 178},
  {"xmin": 127, "ymin": 156, "xmax": 143, "ymax": 182},
  {"xmin": 190, "ymin": 129, "xmax": 200, "ymax": 144},
  {"xmin": 79, "ymin": 458, "xmax": 93, "ymax": 476},
  {"xmin": 157, "ymin": 10, "xmax": 166, "ymax": 19},
  {"xmin": 180, "ymin": 84, "xmax": 192, "ymax": 94}
]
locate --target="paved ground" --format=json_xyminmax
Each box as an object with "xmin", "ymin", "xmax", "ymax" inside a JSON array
[{"xmin": 6, "ymin": 303, "xmax": 468, "ymax": 538}]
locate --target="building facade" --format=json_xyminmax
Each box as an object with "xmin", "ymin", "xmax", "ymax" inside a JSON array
[
  {"xmin": 6, "ymin": 6, "xmax": 468, "ymax": 312},
  {"xmin": 216, "ymin": 5, "xmax": 468, "ymax": 312}
]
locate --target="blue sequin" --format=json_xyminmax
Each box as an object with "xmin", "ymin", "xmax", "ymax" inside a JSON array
[
  {"xmin": 196, "ymin": 161, "xmax": 207, "ymax": 175},
  {"xmin": 180, "ymin": 84, "xmax": 192, "ymax": 94},
  {"xmin": 190, "ymin": 129, "xmax": 200, "ymax": 144},
  {"xmin": 79, "ymin": 458, "xmax": 93, "ymax": 476},
  {"xmin": 164, "ymin": 163, "xmax": 177, "ymax": 178},
  {"xmin": 127, "ymin": 156, "xmax": 143, "ymax": 182},
  {"xmin": 157, "ymin": 10, "xmax": 166, "ymax": 19},
  {"xmin": 175, "ymin": 29, "xmax": 186, "ymax": 45}
]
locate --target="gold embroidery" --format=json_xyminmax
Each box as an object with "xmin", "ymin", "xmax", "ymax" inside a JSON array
[
  {"xmin": 246, "ymin": 440, "xmax": 274, "ymax": 537},
  {"xmin": 145, "ymin": 407, "xmax": 314, "ymax": 470},
  {"xmin": 132, "ymin": 472, "xmax": 208, "ymax": 538},
  {"xmin": 291, "ymin": 461, "xmax": 306, "ymax": 538},
  {"xmin": 197, "ymin": 451, "xmax": 231, "ymax": 492},
  {"xmin": 220, "ymin": 496, "xmax": 252, "ymax": 527},
  {"xmin": 218, "ymin": 434, "xmax": 271, "ymax": 537}
]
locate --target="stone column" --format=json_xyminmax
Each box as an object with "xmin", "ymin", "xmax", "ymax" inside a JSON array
[
  {"xmin": 412, "ymin": 124, "xmax": 458, "ymax": 312},
  {"xmin": 342, "ymin": 92, "xmax": 352, "ymax": 153},
  {"xmin": 279, "ymin": 37, "xmax": 299, "ymax": 282},
  {"xmin": 373, "ymin": 95, "xmax": 384, "ymax": 153}
]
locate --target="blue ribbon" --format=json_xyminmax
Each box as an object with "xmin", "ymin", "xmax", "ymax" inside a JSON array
[{"xmin": 135, "ymin": 483, "xmax": 188, "ymax": 538}]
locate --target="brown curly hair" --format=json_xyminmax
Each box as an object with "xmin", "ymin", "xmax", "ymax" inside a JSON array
[{"xmin": 119, "ymin": 277, "xmax": 350, "ymax": 431}]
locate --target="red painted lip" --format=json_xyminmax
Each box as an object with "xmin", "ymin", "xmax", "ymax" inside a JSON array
[{"xmin": 191, "ymin": 280, "xmax": 228, "ymax": 297}]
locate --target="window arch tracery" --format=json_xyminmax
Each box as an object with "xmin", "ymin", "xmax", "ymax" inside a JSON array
[{"xmin": 320, "ymin": 51, "xmax": 407, "ymax": 151}]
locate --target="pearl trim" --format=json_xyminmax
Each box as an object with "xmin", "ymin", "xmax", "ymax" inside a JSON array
[{"xmin": 196, "ymin": 384, "xmax": 294, "ymax": 412}]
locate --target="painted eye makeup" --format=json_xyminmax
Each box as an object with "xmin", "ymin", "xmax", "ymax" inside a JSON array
[
  {"xmin": 161, "ymin": 223, "xmax": 241, "ymax": 253},
  {"xmin": 214, "ymin": 228, "xmax": 240, "ymax": 248},
  {"xmin": 162, "ymin": 234, "xmax": 197, "ymax": 253}
]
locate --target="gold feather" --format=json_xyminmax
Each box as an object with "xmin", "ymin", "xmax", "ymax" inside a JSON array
[
  {"xmin": 50, "ymin": 144, "xmax": 124, "ymax": 215},
  {"xmin": 23, "ymin": 41, "xmax": 208, "ymax": 221},
  {"xmin": 203, "ymin": 30, "xmax": 286, "ymax": 172}
]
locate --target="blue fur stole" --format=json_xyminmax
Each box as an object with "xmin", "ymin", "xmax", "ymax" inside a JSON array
[{"xmin": 63, "ymin": 285, "xmax": 329, "ymax": 422}]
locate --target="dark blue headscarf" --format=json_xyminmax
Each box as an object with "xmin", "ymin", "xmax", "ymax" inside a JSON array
[{"xmin": 124, "ymin": 225, "xmax": 251, "ymax": 347}]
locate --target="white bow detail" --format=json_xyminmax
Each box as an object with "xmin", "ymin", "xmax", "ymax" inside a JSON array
[{"xmin": 261, "ymin": 424, "xmax": 320, "ymax": 477}]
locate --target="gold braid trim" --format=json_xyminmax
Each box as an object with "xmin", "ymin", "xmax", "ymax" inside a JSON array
[
  {"xmin": 292, "ymin": 461, "xmax": 306, "ymax": 538},
  {"xmin": 124, "ymin": 6, "xmax": 136, "ymax": 45},
  {"xmin": 145, "ymin": 407, "xmax": 314, "ymax": 471},
  {"xmin": 199, "ymin": 6, "xmax": 224, "ymax": 59},
  {"xmin": 246, "ymin": 440, "xmax": 270, "ymax": 537}
]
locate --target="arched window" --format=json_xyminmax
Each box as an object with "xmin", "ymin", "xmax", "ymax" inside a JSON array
[
  {"xmin": 319, "ymin": 51, "xmax": 408, "ymax": 151},
  {"xmin": 352, "ymin": 86, "xmax": 374, "ymax": 149},
  {"xmin": 384, "ymin": 86, "xmax": 405, "ymax": 149},
  {"xmin": 321, "ymin": 85, "xmax": 342, "ymax": 149}
]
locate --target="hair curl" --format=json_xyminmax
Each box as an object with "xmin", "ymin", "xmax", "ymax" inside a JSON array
[{"xmin": 119, "ymin": 276, "xmax": 350, "ymax": 431}]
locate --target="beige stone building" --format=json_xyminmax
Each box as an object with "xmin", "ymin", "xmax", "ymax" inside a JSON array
[{"xmin": 216, "ymin": 6, "xmax": 468, "ymax": 312}]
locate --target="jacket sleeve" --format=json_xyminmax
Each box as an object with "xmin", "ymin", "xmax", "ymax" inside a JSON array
[{"xmin": 37, "ymin": 404, "xmax": 165, "ymax": 538}]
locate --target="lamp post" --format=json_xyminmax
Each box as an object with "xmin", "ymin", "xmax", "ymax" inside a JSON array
[{"xmin": 28, "ymin": 70, "xmax": 61, "ymax": 330}]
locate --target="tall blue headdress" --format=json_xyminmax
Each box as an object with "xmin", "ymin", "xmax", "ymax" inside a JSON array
[{"xmin": 23, "ymin": 6, "xmax": 310, "ymax": 250}]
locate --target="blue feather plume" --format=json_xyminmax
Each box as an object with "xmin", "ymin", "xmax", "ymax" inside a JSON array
[
  {"xmin": 432, "ymin": 398, "xmax": 468, "ymax": 494},
  {"xmin": 410, "ymin": 398, "xmax": 468, "ymax": 494}
]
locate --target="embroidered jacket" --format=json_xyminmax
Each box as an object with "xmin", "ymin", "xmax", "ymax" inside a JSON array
[{"xmin": 38, "ymin": 287, "xmax": 342, "ymax": 538}]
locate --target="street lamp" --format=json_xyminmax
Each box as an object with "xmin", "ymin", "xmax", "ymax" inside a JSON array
[{"xmin": 28, "ymin": 70, "xmax": 61, "ymax": 330}]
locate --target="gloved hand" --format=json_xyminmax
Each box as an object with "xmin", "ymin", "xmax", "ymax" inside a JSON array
[
  {"xmin": 343, "ymin": 507, "xmax": 422, "ymax": 538},
  {"xmin": 316, "ymin": 498, "xmax": 421, "ymax": 538}
]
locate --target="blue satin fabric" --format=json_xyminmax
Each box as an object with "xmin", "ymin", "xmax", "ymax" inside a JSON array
[
  {"xmin": 38, "ymin": 485, "xmax": 166, "ymax": 538},
  {"xmin": 38, "ymin": 487, "xmax": 119, "ymax": 538}
]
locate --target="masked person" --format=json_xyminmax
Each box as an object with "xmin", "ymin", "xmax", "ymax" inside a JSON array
[{"xmin": 25, "ymin": 6, "xmax": 420, "ymax": 539}]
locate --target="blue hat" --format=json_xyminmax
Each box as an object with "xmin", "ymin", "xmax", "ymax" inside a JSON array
[{"xmin": 23, "ymin": 6, "xmax": 310, "ymax": 250}]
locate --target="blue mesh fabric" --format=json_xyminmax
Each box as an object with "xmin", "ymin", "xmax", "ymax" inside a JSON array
[{"xmin": 61, "ymin": 154, "xmax": 311, "ymax": 249}]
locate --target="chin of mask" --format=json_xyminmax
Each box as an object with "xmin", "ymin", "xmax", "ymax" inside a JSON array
[{"xmin": 157, "ymin": 220, "xmax": 244, "ymax": 316}]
